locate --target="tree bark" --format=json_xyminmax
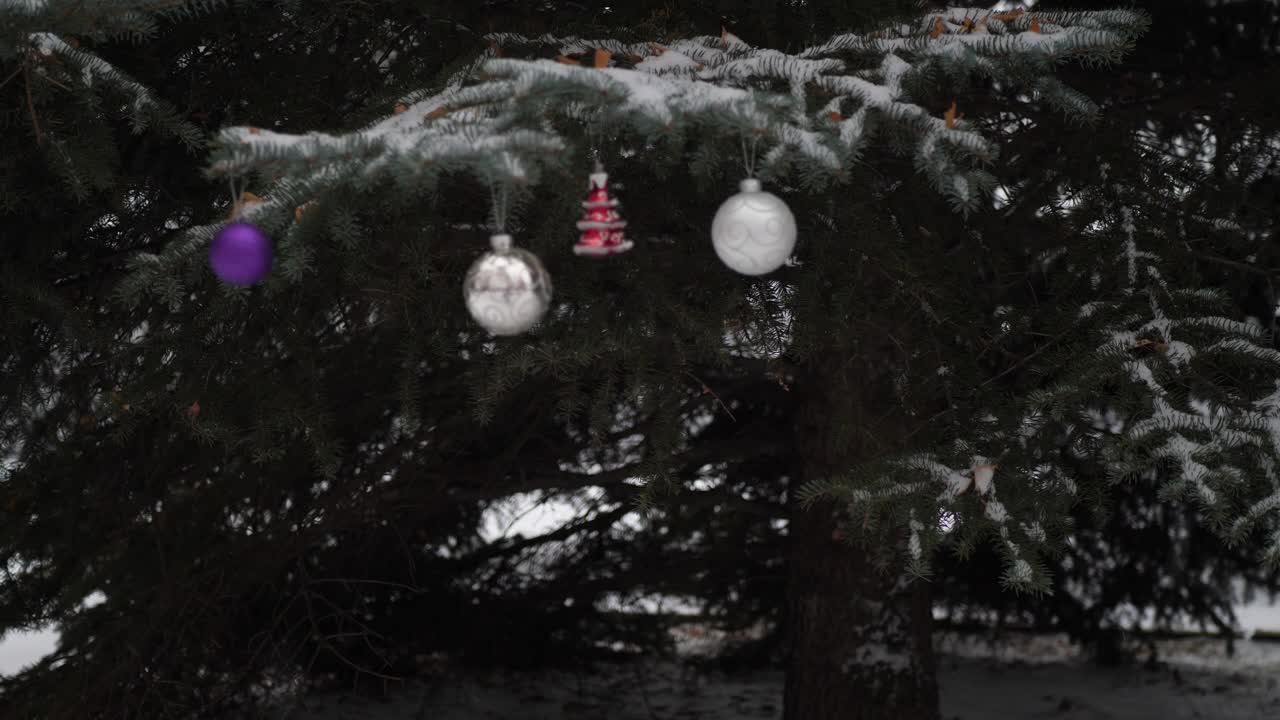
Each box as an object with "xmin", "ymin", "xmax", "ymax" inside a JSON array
[{"xmin": 783, "ymin": 359, "xmax": 940, "ymax": 720}]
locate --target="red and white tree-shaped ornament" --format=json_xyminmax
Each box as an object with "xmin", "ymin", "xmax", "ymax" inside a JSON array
[{"xmin": 574, "ymin": 164, "xmax": 633, "ymax": 257}]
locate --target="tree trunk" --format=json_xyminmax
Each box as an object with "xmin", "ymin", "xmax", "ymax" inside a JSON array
[{"xmin": 783, "ymin": 358, "xmax": 940, "ymax": 720}]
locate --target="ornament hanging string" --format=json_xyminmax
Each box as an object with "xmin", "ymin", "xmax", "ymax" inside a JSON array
[
  {"xmin": 487, "ymin": 174, "xmax": 511, "ymax": 233},
  {"xmin": 740, "ymin": 134, "xmax": 761, "ymax": 179},
  {"xmin": 585, "ymin": 106, "xmax": 605, "ymax": 174},
  {"xmin": 227, "ymin": 175, "xmax": 250, "ymax": 219}
]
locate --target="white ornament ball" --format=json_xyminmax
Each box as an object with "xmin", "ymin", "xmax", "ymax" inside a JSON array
[
  {"xmin": 710, "ymin": 178, "xmax": 797, "ymax": 276},
  {"xmin": 463, "ymin": 234, "xmax": 552, "ymax": 336}
]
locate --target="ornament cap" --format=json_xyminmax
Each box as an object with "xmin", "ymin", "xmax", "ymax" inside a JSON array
[
  {"xmin": 740, "ymin": 177, "xmax": 763, "ymax": 193},
  {"xmin": 490, "ymin": 233, "xmax": 513, "ymax": 252}
]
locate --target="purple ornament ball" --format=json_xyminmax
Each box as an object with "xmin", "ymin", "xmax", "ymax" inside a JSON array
[{"xmin": 209, "ymin": 221, "xmax": 273, "ymax": 286}]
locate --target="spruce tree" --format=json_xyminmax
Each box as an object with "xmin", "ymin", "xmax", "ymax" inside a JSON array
[
  {"xmin": 187, "ymin": 9, "xmax": 1155, "ymax": 719},
  {"xmin": 5, "ymin": 3, "xmax": 1280, "ymax": 720},
  {"xmin": 932, "ymin": 0, "xmax": 1280, "ymax": 658}
]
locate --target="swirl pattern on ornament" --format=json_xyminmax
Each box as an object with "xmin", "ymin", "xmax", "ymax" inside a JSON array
[
  {"xmin": 711, "ymin": 189, "xmax": 796, "ymax": 276},
  {"xmin": 464, "ymin": 249, "xmax": 552, "ymax": 335}
]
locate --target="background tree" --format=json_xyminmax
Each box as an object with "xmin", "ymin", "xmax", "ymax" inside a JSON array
[
  {"xmin": 931, "ymin": 0, "xmax": 1280, "ymax": 661},
  {"xmin": 3, "ymin": 3, "xmax": 1278, "ymax": 720}
]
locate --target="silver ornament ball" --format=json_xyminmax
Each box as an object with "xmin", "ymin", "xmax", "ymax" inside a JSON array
[
  {"xmin": 463, "ymin": 234, "xmax": 552, "ymax": 336},
  {"xmin": 710, "ymin": 178, "xmax": 797, "ymax": 276}
]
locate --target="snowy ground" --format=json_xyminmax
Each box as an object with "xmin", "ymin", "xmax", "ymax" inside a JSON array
[
  {"xmin": 277, "ymin": 625, "xmax": 1280, "ymax": 712},
  {"xmin": 3, "ymin": 489, "xmax": 1278, "ymax": 716},
  {"xmin": 2, "ymin": 591, "xmax": 1275, "ymax": 678},
  {"xmin": 3, "ymin": 605, "xmax": 1280, "ymax": 720},
  {"xmin": 2, "ymin": 615, "xmax": 1278, "ymax": 718},
  {"xmin": 280, "ymin": 631, "xmax": 1280, "ymax": 720}
]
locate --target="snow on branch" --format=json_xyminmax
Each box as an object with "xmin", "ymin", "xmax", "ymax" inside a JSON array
[
  {"xmin": 215, "ymin": 119, "xmax": 564, "ymax": 181},
  {"xmin": 1072, "ymin": 204, "xmax": 1280, "ymax": 557},
  {"xmin": 0, "ymin": 0, "xmax": 224, "ymax": 17},
  {"xmin": 885, "ymin": 451, "xmax": 1044, "ymax": 588},
  {"xmin": 3, "ymin": 1, "xmax": 215, "ymax": 146},
  {"xmin": 2, "ymin": 1, "xmax": 227, "ymax": 48},
  {"xmin": 0, "ymin": 0, "xmax": 48, "ymax": 14},
  {"xmin": 697, "ymin": 52, "xmax": 844, "ymax": 83},
  {"xmin": 840, "ymin": 190, "xmax": 1280, "ymax": 585},
  {"xmin": 206, "ymin": 7, "xmax": 1139, "ymax": 235},
  {"xmin": 797, "ymin": 7, "xmax": 1146, "ymax": 58},
  {"xmin": 30, "ymin": 32, "xmax": 156, "ymax": 112},
  {"xmin": 21, "ymin": 31, "xmax": 200, "ymax": 146}
]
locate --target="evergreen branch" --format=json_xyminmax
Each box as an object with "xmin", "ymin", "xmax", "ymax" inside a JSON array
[
  {"xmin": 26, "ymin": 31, "xmax": 202, "ymax": 147},
  {"xmin": 206, "ymin": 8, "xmax": 1142, "ymax": 223}
]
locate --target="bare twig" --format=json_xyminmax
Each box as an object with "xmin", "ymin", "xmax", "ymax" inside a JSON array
[
  {"xmin": 22, "ymin": 62, "xmax": 44, "ymax": 145},
  {"xmin": 296, "ymin": 562, "xmax": 404, "ymax": 684},
  {"xmin": 307, "ymin": 577, "xmax": 426, "ymax": 593},
  {"xmin": 0, "ymin": 64, "xmax": 23, "ymax": 92},
  {"xmin": 1187, "ymin": 250, "xmax": 1276, "ymax": 279},
  {"xmin": 979, "ymin": 323, "xmax": 1076, "ymax": 389},
  {"xmin": 685, "ymin": 370, "xmax": 736, "ymax": 422}
]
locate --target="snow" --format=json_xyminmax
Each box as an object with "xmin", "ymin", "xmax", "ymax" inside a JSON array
[
  {"xmin": 29, "ymin": 30, "xmax": 59, "ymax": 56},
  {"xmin": 280, "ymin": 631, "xmax": 1280, "ymax": 720},
  {"xmin": 909, "ymin": 519, "xmax": 926, "ymax": 561},
  {"xmin": 634, "ymin": 49, "xmax": 699, "ymax": 73},
  {"xmin": 1124, "ymin": 359, "xmax": 1164, "ymax": 395},
  {"xmin": 843, "ymin": 642, "xmax": 912, "ymax": 672},
  {"xmin": 0, "ymin": 627, "xmax": 57, "ymax": 677},
  {"xmin": 801, "ymin": 10, "xmax": 1133, "ymax": 61},
  {"xmin": 0, "ymin": 0, "xmax": 47, "ymax": 13},
  {"xmin": 1079, "ymin": 301, "xmax": 1107, "ymax": 319},
  {"xmin": 5, "ymin": 587, "xmax": 1280, "ymax": 720},
  {"xmin": 213, "ymin": 10, "xmax": 1131, "ymax": 220},
  {"xmin": 1166, "ymin": 340, "xmax": 1196, "ymax": 366},
  {"xmin": 701, "ymin": 54, "xmax": 843, "ymax": 84},
  {"xmin": 973, "ymin": 463, "xmax": 995, "ymax": 495},
  {"xmin": 598, "ymin": 67, "xmax": 680, "ymax": 123},
  {"xmin": 1008, "ymin": 558, "xmax": 1034, "ymax": 584},
  {"xmin": 881, "ymin": 54, "xmax": 911, "ymax": 94},
  {"xmin": 26, "ymin": 32, "xmax": 160, "ymax": 115},
  {"xmin": 817, "ymin": 74, "xmax": 899, "ymax": 108}
]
